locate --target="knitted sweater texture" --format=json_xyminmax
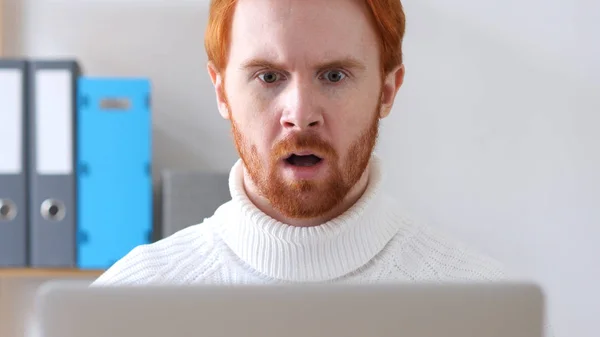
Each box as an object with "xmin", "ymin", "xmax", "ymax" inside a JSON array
[{"xmin": 92, "ymin": 155, "xmax": 506, "ymax": 286}]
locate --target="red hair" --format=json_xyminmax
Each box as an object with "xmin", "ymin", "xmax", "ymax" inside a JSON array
[{"xmin": 204, "ymin": 0, "xmax": 406, "ymax": 76}]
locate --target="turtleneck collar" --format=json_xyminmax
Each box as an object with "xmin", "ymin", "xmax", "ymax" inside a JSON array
[{"xmin": 217, "ymin": 154, "xmax": 403, "ymax": 282}]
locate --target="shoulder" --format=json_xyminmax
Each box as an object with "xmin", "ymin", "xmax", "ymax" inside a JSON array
[
  {"xmin": 416, "ymin": 222, "xmax": 507, "ymax": 280},
  {"xmin": 90, "ymin": 214, "xmax": 223, "ymax": 286},
  {"xmin": 386, "ymin": 207, "xmax": 508, "ymax": 281}
]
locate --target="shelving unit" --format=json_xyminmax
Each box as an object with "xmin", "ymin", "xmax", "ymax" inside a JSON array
[
  {"xmin": 0, "ymin": 268, "xmax": 104, "ymax": 337},
  {"xmin": 0, "ymin": 268, "xmax": 103, "ymax": 279}
]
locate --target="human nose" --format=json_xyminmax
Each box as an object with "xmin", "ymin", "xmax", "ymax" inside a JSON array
[{"xmin": 279, "ymin": 80, "xmax": 323, "ymax": 131}]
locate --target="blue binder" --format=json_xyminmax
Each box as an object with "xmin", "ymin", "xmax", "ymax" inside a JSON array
[{"xmin": 76, "ymin": 77, "xmax": 153, "ymax": 269}]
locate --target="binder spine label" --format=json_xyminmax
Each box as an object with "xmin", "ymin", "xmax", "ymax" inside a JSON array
[
  {"xmin": 0, "ymin": 69, "xmax": 24, "ymax": 174},
  {"xmin": 35, "ymin": 70, "xmax": 74, "ymax": 175}
]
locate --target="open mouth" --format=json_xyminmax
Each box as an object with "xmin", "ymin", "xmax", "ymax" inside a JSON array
[{"xmin": 285, "ymin": 153, "xmax": 323, "ymax": 167}]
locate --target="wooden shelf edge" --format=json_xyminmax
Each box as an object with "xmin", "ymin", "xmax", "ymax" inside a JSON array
[{"xmin": 0, "ymin": 268, "xmax": 104, "ymax": 278}]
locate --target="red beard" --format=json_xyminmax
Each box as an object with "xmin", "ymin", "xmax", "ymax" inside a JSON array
[{"xmin": 230, "ymin": 107, "xmax": 380, "ymax": 219}]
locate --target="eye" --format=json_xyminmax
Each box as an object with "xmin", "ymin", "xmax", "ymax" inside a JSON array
[
  {"xmin": 322, "ymin": 70, "xmax": 346, "ymax": 83},
  {"xmin": 258, "ymin": 71, "xmax": 281, "ymax": 84}
]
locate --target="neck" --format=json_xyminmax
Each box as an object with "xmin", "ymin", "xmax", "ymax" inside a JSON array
[
  {"xmin": 242, "ymin": 164, "xmax": 371, "ymax": 227},
  {"xmin": 219, "ymin": 153, "xmax": 405, "ymax": 282}
]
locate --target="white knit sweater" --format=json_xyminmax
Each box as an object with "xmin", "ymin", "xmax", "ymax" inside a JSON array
[{"xmin": 92, "ymin": 155, "xmax": 506, "ymax": 286}]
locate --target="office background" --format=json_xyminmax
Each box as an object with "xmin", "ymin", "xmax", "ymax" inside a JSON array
[{"xmin": 1, "ymin": 0, "xmax": 599, "ymax": 337}]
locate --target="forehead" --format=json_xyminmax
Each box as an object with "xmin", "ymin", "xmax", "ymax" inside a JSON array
[{"xmin": 228, "ymin": 0, "xmax": 379, "ymax": 68}]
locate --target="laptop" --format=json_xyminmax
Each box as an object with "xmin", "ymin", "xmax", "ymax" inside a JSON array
[{"xmin": 32, "ymin": 281, "xmax": 545, "ymax": 337}]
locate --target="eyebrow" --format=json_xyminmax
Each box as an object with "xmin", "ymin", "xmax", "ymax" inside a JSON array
[{"xmin": 239, "ymin": 57, "xmax": 367, "ymax": 72}]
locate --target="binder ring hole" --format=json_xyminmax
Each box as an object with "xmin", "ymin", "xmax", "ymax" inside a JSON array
[
  {"xmin": 41, "ymin": 199, "xmax": 66, "ymax": 221},
  {"xmin": 0, "ymin": 199, "xmax": 17, "ymax": 221}
]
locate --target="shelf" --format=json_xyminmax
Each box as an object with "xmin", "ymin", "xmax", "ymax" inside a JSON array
[{"xmin": 0, "ymin": 268, "xmax": 104, "ymax": 279}]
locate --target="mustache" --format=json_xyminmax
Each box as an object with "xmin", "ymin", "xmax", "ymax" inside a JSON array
[{"xmin": 271, "ymin": 132, "xmax": 337, "ymax": 159}]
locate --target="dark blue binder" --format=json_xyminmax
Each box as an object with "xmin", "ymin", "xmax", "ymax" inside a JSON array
[
  {"xmin": 76, "ymin": 77, "xmax": 153, "ymax": 269},
  {"xmin": 28, "ymin": 59, "xmax": 81, "ymax": 268},
  {"xmin": 0, "ymin": 58, "xmax": 29, "ymax": 267}
]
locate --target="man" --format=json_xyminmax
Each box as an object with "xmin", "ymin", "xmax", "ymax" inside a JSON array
[{"xmin": 92, "ymin": 0, "xmax": 505, "ymax": 286}]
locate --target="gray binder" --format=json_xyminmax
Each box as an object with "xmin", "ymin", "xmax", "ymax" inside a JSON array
[
  {"xmin": 28, "ymin": 59, "xmax": 81, "ymax": 267},
  {"xmin": 161, "ymin": 171, "xmax": 230, "ymax": 238},
  {"xmin": 0, "ymin": 59, "xmax": 29, "ymax": 267}
]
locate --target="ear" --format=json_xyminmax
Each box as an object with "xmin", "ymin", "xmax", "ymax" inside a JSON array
[
  {"xmin": 379, "ymin": 64, "xmax": 405, "ymax": 119},
  {"xmin": 207, "ymin": 61, "xmax": 230, "ymax": 120}
]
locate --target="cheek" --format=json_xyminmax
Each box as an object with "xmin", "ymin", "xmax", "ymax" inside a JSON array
[
  {"xmin": 327, "ymin": 96, "xmax": 377, "ymax": 145},
  {"xmin": 249, "ymin": 89, "xmax": 278, "ymax": 121},
  {"xmin": 228, "ymin": 92, "xmax": 280, "ymax": 154}
]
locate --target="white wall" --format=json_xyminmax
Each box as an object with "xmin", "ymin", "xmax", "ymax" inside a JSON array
[{"xmin": 3, "ymin": 0, "xmax": 599, "ymax": 336}]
